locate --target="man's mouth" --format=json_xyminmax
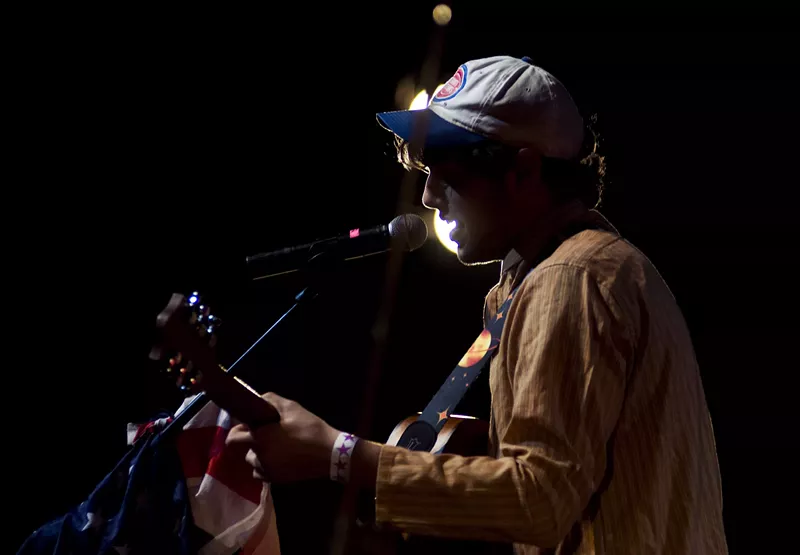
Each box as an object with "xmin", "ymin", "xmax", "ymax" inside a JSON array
[
  {"xmin": 440, "ymin": 214, "xmax": 465, "ymax": 244},
  {"xmin": 449, "ymin": 220, "xmax": 465, "ymax": 243}
]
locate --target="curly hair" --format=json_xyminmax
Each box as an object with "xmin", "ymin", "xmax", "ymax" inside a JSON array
[{"xmin": 392, "ymin": 115, "xmax": 606, "ymax": 209}]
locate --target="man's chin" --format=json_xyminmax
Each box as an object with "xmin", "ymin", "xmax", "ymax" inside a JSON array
[{"xmin": 455, "ymin": 244, "xmax": 499, "ymax": 266}]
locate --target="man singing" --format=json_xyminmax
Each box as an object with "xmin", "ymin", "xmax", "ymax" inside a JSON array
[{"xmin": 227, "ymin": 55, "xmax": 728, "ymax": 554}]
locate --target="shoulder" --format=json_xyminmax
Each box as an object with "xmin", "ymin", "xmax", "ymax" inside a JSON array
[
  {"xmin": 555, "ymin": 219, "xmax": 662, "ymax": 285},
  {"xmin": 517, "ymin": 229, "xmax": 659, "ymax": 335}
]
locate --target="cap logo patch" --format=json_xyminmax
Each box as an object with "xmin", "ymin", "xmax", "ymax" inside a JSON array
[{"xmin": 432, "ymin": 64, "xmax": 468, "ymax": 103}]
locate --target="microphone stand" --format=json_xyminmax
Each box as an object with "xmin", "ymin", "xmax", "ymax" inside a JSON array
[{"xmin": 157, "ymin": 248, "xmax": 344, "ymax": 442}]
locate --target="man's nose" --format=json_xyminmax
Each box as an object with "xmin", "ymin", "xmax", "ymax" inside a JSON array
[{"xmin": 422, "ymin": 174, "xmax": 445, "ymax": 211}]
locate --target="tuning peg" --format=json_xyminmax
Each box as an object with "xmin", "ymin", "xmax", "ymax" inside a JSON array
[
  {"xmin": 178, "ymin": 366, "xmax": 201, "ymax": 393},
  {"xmin": 175, "ymin": 360, "xmax": 196, "ymax": 389},
  {"xmin": 167, "ymin": 353, "xmax": 182, "ymax": 370},
  {"xmin": 163, "ymin": 352, "xmax": 184, "ymax": 380},
  {"xmin": 185, "ymin": 292, "xmax": 206, "ymax": 323},
  {"xmin": 204, "ymin": 316, "xmax": 220, "ymax": 336},
  {"xmin": 206, "ymin": 314, "xmax": 221, "ymax": 328}
]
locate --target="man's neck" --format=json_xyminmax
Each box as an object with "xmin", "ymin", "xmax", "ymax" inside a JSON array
[{"xmin": 501, "ymin": 200, "xmax": 589, "ymax": 277}]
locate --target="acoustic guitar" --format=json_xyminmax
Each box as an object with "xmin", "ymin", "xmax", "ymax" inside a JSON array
[{"xmin": 150, "ymin": 291, "xmax": 509, "ymax": 554}]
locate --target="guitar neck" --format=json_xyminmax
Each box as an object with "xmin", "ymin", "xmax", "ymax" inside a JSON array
[{"xmin": 197, "ymin": 367, "xmax": 280, "ymax": 427}]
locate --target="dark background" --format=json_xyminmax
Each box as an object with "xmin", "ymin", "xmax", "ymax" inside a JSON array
[{"xmin": 8, "ymin": 3, "xmax": 798, "ymax": 553}]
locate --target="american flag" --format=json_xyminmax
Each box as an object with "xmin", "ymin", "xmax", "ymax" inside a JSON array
[{"xmin": 17, "ymin": 396, "xmax": 280, "ymax": 555}]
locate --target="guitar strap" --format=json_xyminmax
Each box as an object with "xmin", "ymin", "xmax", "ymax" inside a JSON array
[{"xmin": 396, "ymin": 219, "xmax": 598, "ymax": 452}]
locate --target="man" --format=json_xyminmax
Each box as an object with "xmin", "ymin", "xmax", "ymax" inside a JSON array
[{"xmin": 227, "ymin": 55, "xmax": 728, "ymax": 553}]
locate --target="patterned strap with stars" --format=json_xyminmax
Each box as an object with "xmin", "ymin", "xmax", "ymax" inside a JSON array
[
  {"xmin": 331, "ymin": 431, "xmax": 359, "ymax": 483},
  {"xmin": 394, "ymin": 278, "xmax": 524, "ymax": 452},
  {"xmin": 427, "ymin": 285, "xmax": 517, "ymax": 425},
  {"xmin": 396, "ymin": 220, "xmax": 599, "ymax": 453}
]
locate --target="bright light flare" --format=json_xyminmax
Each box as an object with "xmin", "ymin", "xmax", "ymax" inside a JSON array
[
  {"xmin": 409, "ymin": 90, "xmax": 429, "ymax": 110},
  {"xmin": 433, "ymin": 209, "xmax": 458, "ymax": 254},
  {"xmin": 409, "ymin": 84, "xmax": 447, "ymax": 110}
]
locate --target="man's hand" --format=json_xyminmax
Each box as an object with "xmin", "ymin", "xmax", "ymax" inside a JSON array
[{"xmin": 225, "ymin": 392, "xmax": 341, "ymax": 483}]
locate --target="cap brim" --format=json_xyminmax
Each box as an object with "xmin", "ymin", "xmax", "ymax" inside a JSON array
[{"xmin": 376, "ymin": 109, "xmax": 488, "ymax": 149}]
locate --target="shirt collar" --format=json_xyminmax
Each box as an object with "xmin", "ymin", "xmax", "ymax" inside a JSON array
[{"xmin": 499, "ymin": 201, "xmax": 619, "ymax": 279}]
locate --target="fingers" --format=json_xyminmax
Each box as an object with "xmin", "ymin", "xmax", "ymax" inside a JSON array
[
  {"xmin": 246, "ymin": 448, "xmax": 269, "ymax": 482},
  {"xmin": 225, "ymin": 423, "xmax": 255, "ymax": 446},
  {"xmin": 261, "ymin": 391, "xmax": 291, "ymax": 412},
  {"xmin": 261, "ymin": 391, "xmax": 293, "ymax": 415},
  {"xmin": 245, "ymin": 448, "xmax": 261, "ymax": 469},
  {"xmin": 228, "ymin": 424, "xmax": 272, "ymax": 483}
]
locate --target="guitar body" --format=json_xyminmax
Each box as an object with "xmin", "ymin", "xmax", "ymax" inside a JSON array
[{"xmin": 387, "ymin": 414, "xmax": 490, "ymax": 456}]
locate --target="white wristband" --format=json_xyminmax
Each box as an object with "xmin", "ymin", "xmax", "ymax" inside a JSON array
[{"xmin": 330, "ymin": 431, "xmax": 359, "ymax": 483}]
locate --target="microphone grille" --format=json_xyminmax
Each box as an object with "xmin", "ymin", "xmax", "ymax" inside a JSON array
[{"xmin": 388, "ymin": 213, "xmax": 428, "ymax": 252}]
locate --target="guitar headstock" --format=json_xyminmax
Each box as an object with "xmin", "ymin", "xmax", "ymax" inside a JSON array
[
  {"xmin": 149, "ymin": 290, "xmax": 280, "ymax": 426},
  {"xmin": 149, "ymin": 291, "xmax": 223, "ymax": 395}
]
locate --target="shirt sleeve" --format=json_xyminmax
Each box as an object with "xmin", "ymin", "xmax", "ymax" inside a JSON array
[{"xmin": 374, "ymin": 265, "xmax": 632, "ymax": 547}]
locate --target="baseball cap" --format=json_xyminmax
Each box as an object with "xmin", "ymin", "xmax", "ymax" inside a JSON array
[{"xmin": 377, "ymin": 55, "xmax": 584, "ymax": 160}]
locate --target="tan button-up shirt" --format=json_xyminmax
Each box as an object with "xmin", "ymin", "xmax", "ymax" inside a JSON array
[{"xmin": 374, "ymin": 207, "xmax": 728, "ymax": 554}]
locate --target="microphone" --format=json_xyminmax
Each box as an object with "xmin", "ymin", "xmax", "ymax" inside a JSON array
[{"xmin": 245, "ymin": 214, "xmax": 428, "ymax": 275}]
